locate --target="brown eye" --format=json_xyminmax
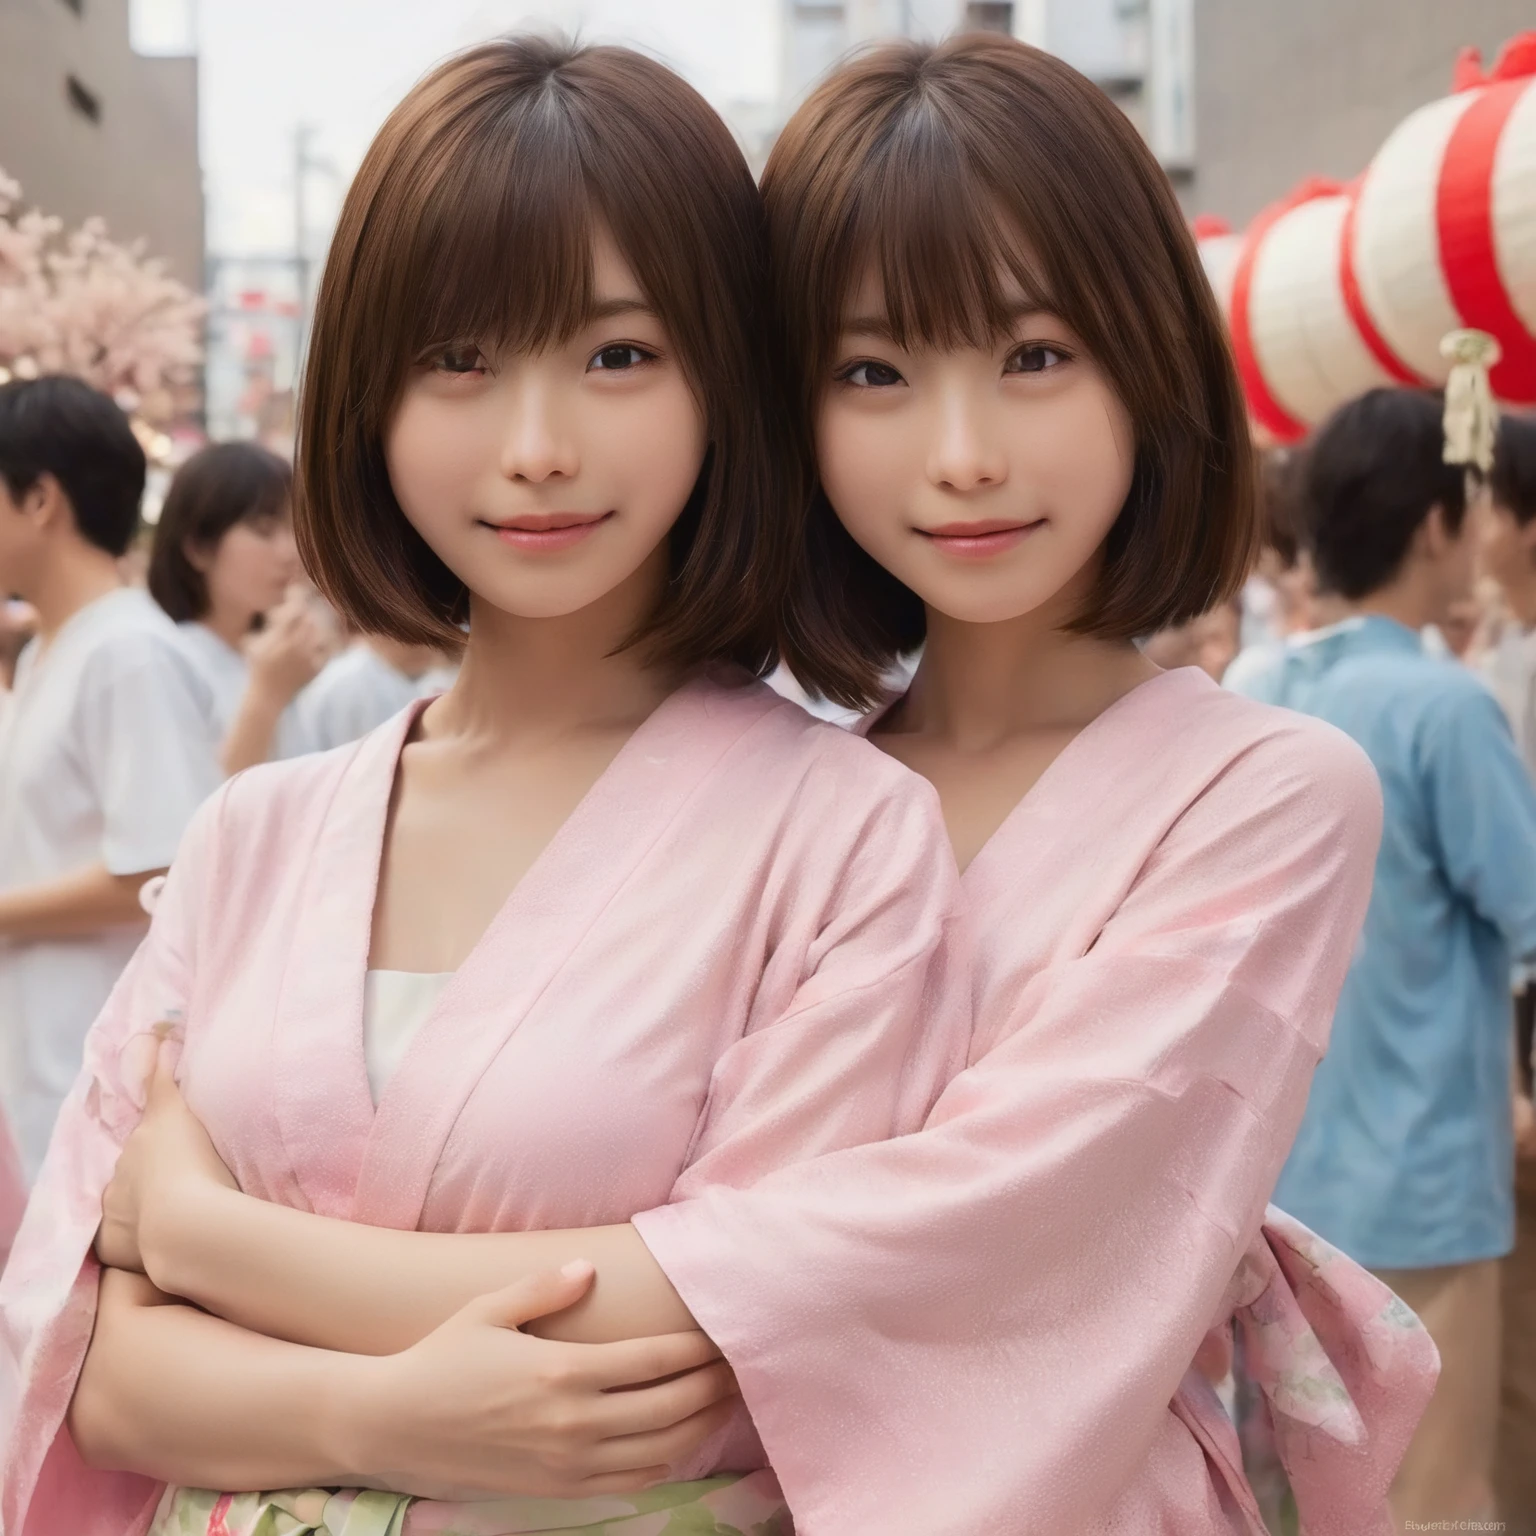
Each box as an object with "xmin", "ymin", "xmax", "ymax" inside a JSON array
[
  {"xmin": 435, "ymin": 344, "xmax": 485, "ymax": 375},
  {"xmin": 588, "ymin": 344, "xmax": 652, "ymax": 372},
  {"xmin": 841, "ymin": 360, "xmax": 904, "ymax": 388},
  {"xmin": 1005, "ymin": 344, "xmax": 1068, "ymax": 375}
]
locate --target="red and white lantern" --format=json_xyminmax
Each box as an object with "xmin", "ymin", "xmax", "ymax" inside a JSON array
[
  {"xmin": 1221, "ymin": 181, "xmax": 1400, "ymax": 442},
  {"xmin": 1192, "ymin": 214, "xmax": 1242, "ymax": 316},
  {"xmin": 1351, "ymin": 33, "xmax": 1536, "ymax": 402}
]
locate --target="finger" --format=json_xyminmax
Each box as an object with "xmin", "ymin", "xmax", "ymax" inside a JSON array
[
  {"xmin": 567, "ymin": 1329, "xmax": 724, "ymax": 1390},
  {"xmin": 578, "ymin": 1396, "xmax": 740, "ymax": 1478},
  {"xmin": 149, "ymin": 1039, "xmax": 180, "ymax": 1102},
  {"xmin": 585, "ymin": 1359, "xmax": 739, "ymax": 1440},
  {"xmin": 572, "ymin": 1468, "xmax": 672, "ymax": 1497},
  {"xmin": 464, "ymin": 1262, "xmax": 596, "ymax": 1330}
]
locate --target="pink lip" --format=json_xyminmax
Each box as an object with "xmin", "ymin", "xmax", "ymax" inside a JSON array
[
  {"xmin": 485, "ymin": 511, "xmax": 613, "ymax": 552},
  {"xmin": 919, "ymin": 518, "xmax": 1043, "ymax": 559}
]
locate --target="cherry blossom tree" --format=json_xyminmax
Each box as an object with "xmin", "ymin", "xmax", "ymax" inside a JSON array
[{"xmin": 0, "ymin": 167, "xmax": 204, "ymax": 430}]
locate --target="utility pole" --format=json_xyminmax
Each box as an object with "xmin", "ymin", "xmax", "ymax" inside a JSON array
[{"xmin": 293, "ymin": 123, "xmax": 315, "ymax": 324}]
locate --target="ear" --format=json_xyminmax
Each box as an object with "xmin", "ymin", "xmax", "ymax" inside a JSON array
[
  {"xmin": 1416, "ymin": 502, "xmax": 1456, "ymax": 561},
  {"xmin": 15, "ymin": 472, "xmax": 67, "ymax": 533},
  {"xmin": 184, "ymin": 537, "xmax": 214, "ymax": 575}
]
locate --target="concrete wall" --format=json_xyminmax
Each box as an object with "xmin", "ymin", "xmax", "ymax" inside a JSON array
[
  {"xmin": 0, "ymin": 0, "xmax": 202, "ymax": 287},
  {"xmin": 1183, "ymin": 0, "xmax": 1531, "ymax": 225}
]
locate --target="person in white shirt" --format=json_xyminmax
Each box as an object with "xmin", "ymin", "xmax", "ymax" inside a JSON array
[
  {"xmin": 290, "ymin": 633, "xmax": 458, "ymax": 753},
  {"xmin": 0, "ymin": 376, "xmax": 220, "ymax": 1178},
  {"xmin": 147, "ymin": 442, "xmax": 333, "ymax": 774}
]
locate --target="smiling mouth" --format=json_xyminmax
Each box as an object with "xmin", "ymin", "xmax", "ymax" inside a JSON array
[
  {"xmin": 481, "ymin": 511, "xmax": 614, "ymax": 551},
  {"xmin": 918, "ymin": 519, "xmax": 1044, "ymax": 558}
]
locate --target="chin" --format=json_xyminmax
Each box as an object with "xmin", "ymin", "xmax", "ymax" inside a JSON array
[{"xmin": 905, "ymin": 576, "xmax": 1058, "ymax": 628}]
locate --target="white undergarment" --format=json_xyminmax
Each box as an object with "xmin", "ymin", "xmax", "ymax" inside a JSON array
[{"xmin": 362, "ymin": 969, "xmax": 454, "ymax": 1103}]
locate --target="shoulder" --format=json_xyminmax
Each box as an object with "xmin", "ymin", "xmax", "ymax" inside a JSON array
[
  {"xmin": 75, "ymin": 597, "xmax": 207, "ymax": 695},
  {"xmin": 734, "ymin": 677, "xmax": 940, "ymax": 810},
  {"xmin": 696, "ymin": 677, "xmax": 947, "ymax": 857},
  {"xmin": 201, "ymin": 729, "xmax": 369, "ymax": 859},
  {"xmin": 1176, "ymin": 676, "xmax": 1384, "ymax": 849}
]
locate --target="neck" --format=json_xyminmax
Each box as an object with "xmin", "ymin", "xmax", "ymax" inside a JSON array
[
  {"xmin": 27, "ymin": 538, "xmax": 123, "ymax": 641},
  {"xmin": 898, "ymin": 588, "xmax": 1158, "ymax": 753},
  {"xmin": 200, "ymin": 602, "xmax": 255, "ymax": 649},
  {"xmin": 433, "ymin": 548, "xmax": 681, "ymax": 746},
  {"xmin": 1330, "ymin": 566, "xmax": 1440, "ymax": 635}
]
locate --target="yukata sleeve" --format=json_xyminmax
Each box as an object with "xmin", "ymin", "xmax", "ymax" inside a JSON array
[
  {"xmin": 634, "ymin": 723, "xmax": 1385, "ymax": 1536},
  {"xmin": 0, "ymin": 783, "xmax": 229, "ymax": 1536},
  {"xmin": 641, "ymin": 769, "xmax": 973, "ymax": 1202}
]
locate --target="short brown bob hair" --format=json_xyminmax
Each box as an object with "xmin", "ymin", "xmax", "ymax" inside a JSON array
[
  {"xmin": 296, "ymin": 36, "xmax": 801, "ymax": 674},
  {"xmin": 148, "ymin": 442, "xmax": 292, "ymax": 623},
  {"xmin": 769, "ymin": 34, "xmax": 1257, "ymax": 706}
]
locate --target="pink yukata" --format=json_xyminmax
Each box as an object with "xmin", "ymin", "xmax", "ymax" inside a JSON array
[
  {"xmin": 0, "ymin": 674, "xmax": 973, "ymax": 1536},
  {"xmin": 634, "ymin": 666, "xmax": 1438, "ymax": 1535}
]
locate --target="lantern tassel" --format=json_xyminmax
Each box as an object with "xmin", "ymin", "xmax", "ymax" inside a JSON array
[{"xmin": 1441, "ymin": 328, "xmax": 1502, "ymax": 476}]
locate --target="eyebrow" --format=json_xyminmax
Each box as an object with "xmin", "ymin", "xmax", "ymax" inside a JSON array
[
  {"xmin": 841, "ymin": 301, "xmax": 1055, "ymax": 341},
  {"xmin": 587, "ymin": 297, "xmax": 659, "ymax": 322}
]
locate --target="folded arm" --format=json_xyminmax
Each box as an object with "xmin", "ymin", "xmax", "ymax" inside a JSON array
[
  {"xmin": 71, "ymin": 1262, "xmax": 733, "ymax": 1498},
  {"xmin": 145, "ymin": 1178, "xmax": 691, "ymax": 1355}
]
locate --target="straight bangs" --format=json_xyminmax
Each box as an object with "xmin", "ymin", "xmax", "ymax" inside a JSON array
[
  {"xmin": 829, "ymin": 102, "xmax": 1058, "ymax": 378},
  {"xmin": 298, "ymin": 36, "xmax": 801, "ymax": 673},
  {"xmin": 404, "ymin": 96, "xmax": 598, "ymax": 371},
  {"xmin": 769, "ymin": 34, "xmax": 1256, "ymax": 708}
]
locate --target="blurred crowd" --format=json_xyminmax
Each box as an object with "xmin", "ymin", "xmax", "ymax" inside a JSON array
[{"xmin": 0, "ymin": 376, "xmax": 457, "ymax": 1200}]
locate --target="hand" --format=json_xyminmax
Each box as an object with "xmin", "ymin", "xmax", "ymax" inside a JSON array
[
  {"xmin": 96, "ymin": 1040, "xmax": 237, "ymax": 1278},
  {"xmin": 246, "ymin": 596, "xmax": 331, "ymax": 706},
  {"xmin": 1516, "ymin": 1093, "xmax": 1536, "ymax": 1163},
  {"xmin": 340, "ymin": 1264, "xmax": 740, "ymax": 1501}
]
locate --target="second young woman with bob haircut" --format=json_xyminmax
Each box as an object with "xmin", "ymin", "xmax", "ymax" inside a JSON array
[
  {"xmin": 633, "ymin": 35, "xmax": 1432, "ymax": 1533},
  {"xmin": 1, "ymin": 37, "xmax": 971, "ymax": 1536}
]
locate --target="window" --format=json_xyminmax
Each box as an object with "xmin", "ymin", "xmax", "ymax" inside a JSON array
[
  {"xmin": 65, "ymin": 75, "xmax": 101, "ymax": 123},
  {"xmin": 963, "ymin": 2, "xmax": 1014, "ymax": 32}
]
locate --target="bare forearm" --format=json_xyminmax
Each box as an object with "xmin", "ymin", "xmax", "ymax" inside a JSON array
[
  {"xmin": 150, "ymin": 1184, "xmax": 694, "ymax": 1356},
  {"xmin": 0, "ymin": 864, "xmax": 158, "ymax": 940},
  {"xmin": 221, "ymin": 683, "xmax": 285, "ymax": 775},
  {"xmin": 70, "ymin": 1267, "xmax": 374, "ymax": 1489}
]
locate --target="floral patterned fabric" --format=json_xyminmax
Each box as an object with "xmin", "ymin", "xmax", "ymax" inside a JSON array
[
  {"xmin": 149, "ymin": 1471, "xmax": 790, "ymax": 1536},
  {"xmin": 1218, "ymin": 1205, "xmax": 1440, "ymax": 1536}
]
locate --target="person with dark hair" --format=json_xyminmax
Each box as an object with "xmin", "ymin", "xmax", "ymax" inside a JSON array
[
  {"xmin": 0, "ymin": 375, "xmax": 218, "ymax": 1181},
  {"xmin": 148, "ymin": 442, "xmax": 332, "ymax": 773},
  {"xmin": 1229, "ymin": 387, "xmax": 1536, "ymax": 1525}
]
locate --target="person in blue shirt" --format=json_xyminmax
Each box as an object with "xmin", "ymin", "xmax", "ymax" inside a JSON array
[{"xmin": 1229, "ymin": 387, "xmax": 1536, "ymax": 1528}]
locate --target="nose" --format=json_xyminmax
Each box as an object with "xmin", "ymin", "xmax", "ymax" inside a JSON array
[
  {"xmin": 498, "ymin": 379, "xmax": 580, "ymax": 485},
  {"xmin": 925, "ymin": 384, "xmax": 1008, "ymax": 494}
]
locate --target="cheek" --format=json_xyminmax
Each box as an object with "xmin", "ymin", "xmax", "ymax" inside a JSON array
[
  {"xmin": 1030, "ymin": 384, "xmax": 1135, "ymax": 537},
  {"xmin": 604, "ymin": 382, "xmax": 707, "ymax": 515},
  {"xmin": 386, "ymin": 395, "xmax": 476, "ymax": 519},
  {"xmin": 816, "ymin": 403, "xmax": 909, "ymax": 547}
]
